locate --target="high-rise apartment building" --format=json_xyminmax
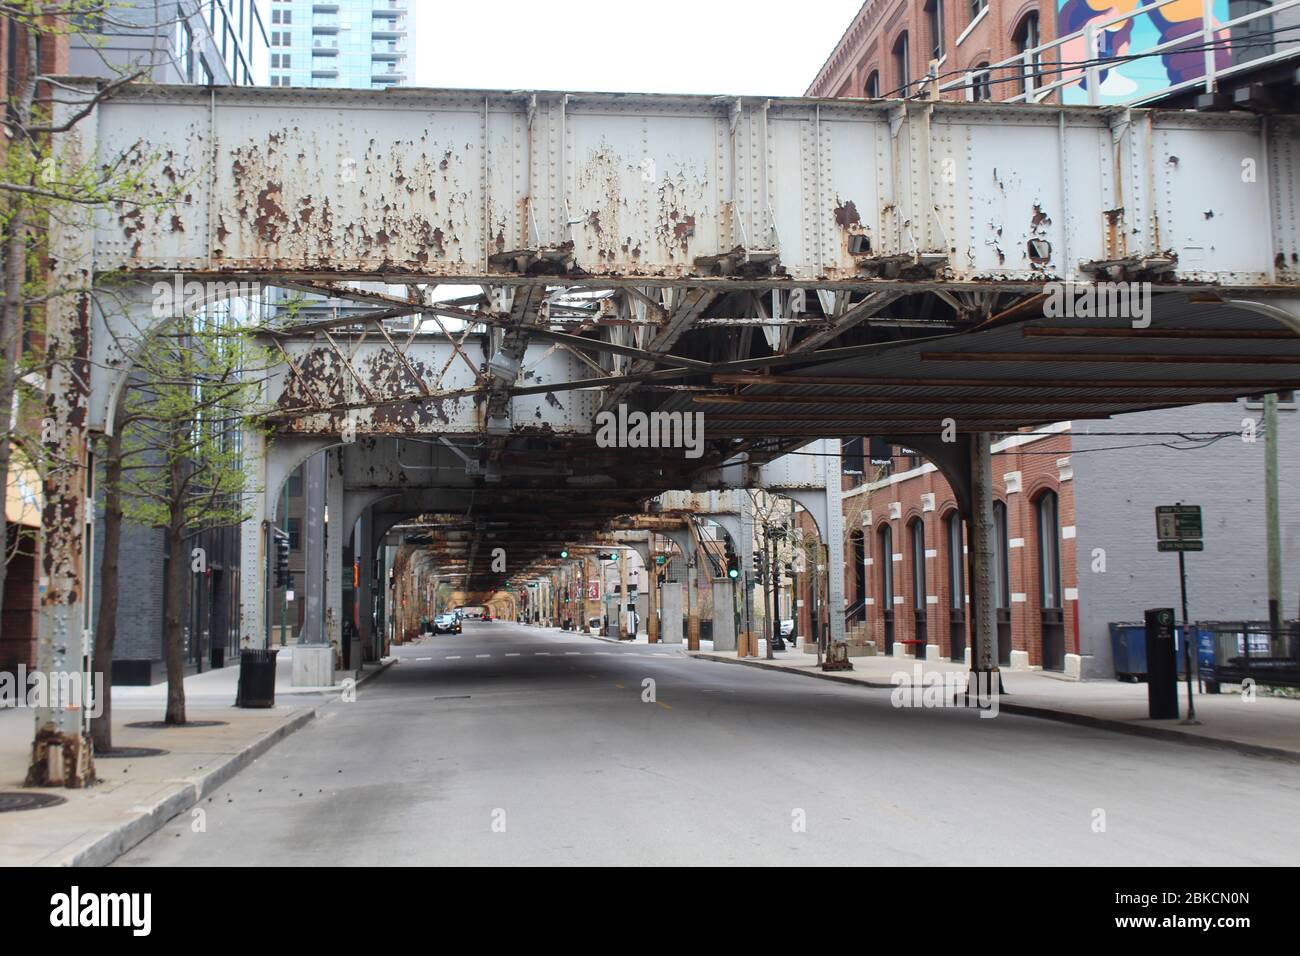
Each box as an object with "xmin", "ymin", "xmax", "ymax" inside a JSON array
[
  {"xmin": 69, "ymin": 1, "xmax": 268, "ymax": 86},
  {"xmin": 267, "ymin": 0, "xmax": 412, "ymax": 89}
]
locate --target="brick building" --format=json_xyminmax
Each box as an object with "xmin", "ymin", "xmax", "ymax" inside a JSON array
[
  {"xmin": 807, "ymin": 0, "xmax": 1055, "ymax": 101},
  {"xmin": 841, "ymin": 426, "xmax": 1079, "ymax": 671},
  {"xmin": 805, "ymin": 0, "xmax": 1292, "ymax": 106},
  {"xmin": 801, "ymin": 400, "xmax": 1300, "ymax": 679}
]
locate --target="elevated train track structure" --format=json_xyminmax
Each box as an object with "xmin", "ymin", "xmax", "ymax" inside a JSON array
[{"xmin": 28, "ymin": 82, "xmax": 1300, "ymax": 783}]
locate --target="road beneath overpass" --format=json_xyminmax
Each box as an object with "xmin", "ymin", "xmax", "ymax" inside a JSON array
[{"xmin": 116, "ymin": 621, "xmax": 1300, "ymax": 866}]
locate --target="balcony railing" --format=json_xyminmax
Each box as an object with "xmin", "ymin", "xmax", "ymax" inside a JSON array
[{"xmin": 933, "ymin": 0, "xmax": 1300, "ymax": 105}]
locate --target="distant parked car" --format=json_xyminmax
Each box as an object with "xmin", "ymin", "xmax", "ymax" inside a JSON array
[
  {"xmin": 780, "ymin": 619, "xmax": 794, "ymax": 638},
  {"xmin": 434, "ymin": 613, "xmax": 461, "ymax": 634}
]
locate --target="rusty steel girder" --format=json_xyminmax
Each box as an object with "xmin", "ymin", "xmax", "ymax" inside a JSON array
[{"xmin": 83, "ymin": 85, "xmax": 1299, "ymax": 289}]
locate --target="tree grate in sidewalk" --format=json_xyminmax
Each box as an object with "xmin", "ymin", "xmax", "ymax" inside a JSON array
[
  {"xmin": 124, "ymin": 720, "xmax": 229, "ymax": 729},
  {"xmin": 96, "ymin": 747, "xmax": 168, "ymax": 759},
  {"xmin": 0, "ymin": 792, "xmax": 67, "ymax": 812}
]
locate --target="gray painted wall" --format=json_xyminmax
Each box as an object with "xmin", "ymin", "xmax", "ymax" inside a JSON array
[
  {"xmin": 1072, "ymin": 400, "xmax": 1300, "ymax": 679},
  {"xmin": 90, "ymin": 516, "xmax": 166, "ymax": 663}
]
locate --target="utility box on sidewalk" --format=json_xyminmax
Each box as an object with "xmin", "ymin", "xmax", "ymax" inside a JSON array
[
  {"xmin": 1144, "ymin": 608, "xmax": 1179, "ymax": 719},
  {"xmin": 236, "ymin": 648, "xmax": 279, "ymax": 708}
]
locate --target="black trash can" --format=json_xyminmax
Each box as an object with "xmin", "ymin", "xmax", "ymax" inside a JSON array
[{"xmin": 236, "ymin": 648, "xmax": 279, "ymax": 708}]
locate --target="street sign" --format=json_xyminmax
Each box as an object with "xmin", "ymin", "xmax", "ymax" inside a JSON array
[
  {"xmin": 1157, "ymin": 540, "xmax": 1204, "ymax": 552},
  {"xmin": 1155, "ymin": 504, "xmax": 1202, "ymax": 542}
]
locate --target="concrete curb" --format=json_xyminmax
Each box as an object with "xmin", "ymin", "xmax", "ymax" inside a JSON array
[
  {"xmin": 691, "ymin": 652, "xmax": 1300, "ymax": 765},
  {"xmin": 57, "ymin": 656, "xmax": 401, "ymax": 868},
  {"xmin": 64, "ymin": 707, "xmax": 319, "ymax": 868}
]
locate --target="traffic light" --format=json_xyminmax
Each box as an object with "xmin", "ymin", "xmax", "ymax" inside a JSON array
[
  {"xmin": 752, "ymin": 551, "xmax": 765, "ymax": 583},
  {"xmin": 559, "ymin": 549, "xmax": 569, "ymax": 559},
  {"xmin": 726, "ymin": 551, "xmax": 739, "ymax": 579},
  {"xmin": 274, "ymin": 533, "xmax": 291, "ymax": 588},
  {"xmin": 596, "ymin": 551, "xmax": 617, "ymax": 561}
]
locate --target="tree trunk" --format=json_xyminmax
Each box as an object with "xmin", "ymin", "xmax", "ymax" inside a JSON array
[
  {"xmin": 163, "ymin": 518, "xmax": 187, "ymax": 725},
  {"xmin": 0, "ymin": 29, "xmax": 39, "ymax": 631},
  {"xmin": 91, "ymin": 425, "xmax": 125, "ymax": 752}
]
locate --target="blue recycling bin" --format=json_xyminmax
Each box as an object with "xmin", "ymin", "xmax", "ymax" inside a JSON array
[{"xmin": 1109, "ymin": 622, "xmax": 1209, "ymax": 682}]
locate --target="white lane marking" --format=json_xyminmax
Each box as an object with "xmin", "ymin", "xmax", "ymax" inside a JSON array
[
  {"xmin": 595, "ymin": 651, "xmax": 611, "ymax": 655},
  {"xmin": 416, "ymin": 657, "xmax": 432, "ymax": 661},
  {"xmin": 445, "ymin": 655, "xmax": 461, "ymax": 660},
  {"xmin": 535, "ymin": 652, "xmax": 550, "ymax": 656},
  {"xmin": 476, "ymin": 653, "xmax": 490, "ymax": 658},
  {"xmin": 505, "ymin": 652, "xmax": 521, "ymax": 657},
  {"xmin": 564, "ymin": 651, "xmax": 581, "ymax": 656}
]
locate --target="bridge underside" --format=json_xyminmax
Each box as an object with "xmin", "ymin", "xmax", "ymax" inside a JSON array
[{"xmin": 23, "ymin": 80, "xmax": 1300, "ymax": 783}]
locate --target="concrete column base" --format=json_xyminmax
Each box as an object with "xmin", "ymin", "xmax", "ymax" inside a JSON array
[
  {"xmin": 926, "ymin": 643, "xmax": 941, "ymax": 661},
  {"xmin": 293, "ymin": 645, "xmax": 334, "ymax": 687},
  {"xmin": 964, "ymin": 647, "xmax": 971, "ymax": 667},
  {"xmin": 846, "ymin": 641, "xmax": 876, "ymax": 657},
  {"xmin": 1064, "ymin": 653, "xmax": 1083, "ymax": 680},
  {"xmin": 1010, "ymin": 649, "xmax": 1030, "ymax": 671},
  {"xmin": 892, "ymin": 641, "xmax": 906, "ymax": 658}
]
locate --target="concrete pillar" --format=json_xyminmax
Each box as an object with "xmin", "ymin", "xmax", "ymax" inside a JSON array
[
  {"xmin": 239, "ymin": 426, "xmax": 268, "ymax": 650},
  {"xmin": 686, "ymin": 554, "xmax": 701, "ymax": 651},
  {"xmin": 712, "ymin": 578, "xmax": 737, "ymax": 651},
  {"xmin": 354, "ymin": 509, "xmax": 374, "ymax": 667},
  {"xmin": 824, "ymin": 453, "xmax": 847, "ymax": 646},
  {"xmin": 325, "ymin": 448, "xmax": 344, "ymax": 652},
  {"xmin": 632, "ymin": 541, "xmax": 659, "ymax": 643},
  {"xmin": 661, "ymin": 582, "xmax": 684, "ymax": 643},
  {"xmin": 618, "ymin": 550, "xmax": 629, "ymax": 639},
  {"xmin": 295, "ymin": 451, "xmax": 332, "ymax": 686},
  {"xmin": 969, "ymin": 432, "xmax": 998, "ymax": 678},
  {"xmin": 302, "ymin": 451, "xmax": 326, "ymax": 644}
]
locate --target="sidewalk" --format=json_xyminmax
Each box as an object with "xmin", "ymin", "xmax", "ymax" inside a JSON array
[
  {"xmin": 0, "ymin": 653, "xmax": 393, "ymax": 867},
  {"xmin": 693, "ymin": 645, "xmax": 1300, "ymax": 762}
]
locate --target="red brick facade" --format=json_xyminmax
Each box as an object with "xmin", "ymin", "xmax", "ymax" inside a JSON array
[
  {"xmin": 807, "ymin": 0, "xmax": 1055, "ymax": 103},
  {"xmin": 807, "ymin": 429, "xmax": 1081, "ymax": 670}
]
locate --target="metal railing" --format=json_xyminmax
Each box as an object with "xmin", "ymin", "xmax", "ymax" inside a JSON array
[{"xmin": 934, "ymin": 0, "xmax": 1300, "ymax": 105}]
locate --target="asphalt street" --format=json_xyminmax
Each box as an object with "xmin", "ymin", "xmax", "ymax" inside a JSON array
[{"xmin": 118, "ymin": 620, "xmax": 1300, "ymax": 866}]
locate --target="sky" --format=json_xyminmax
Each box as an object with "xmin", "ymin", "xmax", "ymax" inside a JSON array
[{"xmin": 410, "ymin": 0, "xmax": 867, "ymax": 97}]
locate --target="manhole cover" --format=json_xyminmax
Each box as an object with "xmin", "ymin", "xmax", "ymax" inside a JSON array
[
  {"xmin": 124, "ymin": 720, "xmax": 228, "ymax": 729},
  {"xmin": 96, "ymin": 747, "xmax": 168, "ymax": 759},
  {"xmin": 0, "ymin": 792, "xmax": 67, "ymax": 812}
]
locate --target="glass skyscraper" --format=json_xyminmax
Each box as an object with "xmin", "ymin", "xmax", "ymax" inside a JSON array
[{"xmin": 267, "ymin": 0, "xmax": 412, "ymax": 89}]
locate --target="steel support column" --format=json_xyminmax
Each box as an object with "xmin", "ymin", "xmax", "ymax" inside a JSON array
[
  {"xmin": 969, "ymin": 432, "xmax": 999, "ymax": 678},
  {"xmin": 301, "ymin": 451, "xmax": 327, "ymax": 645}
]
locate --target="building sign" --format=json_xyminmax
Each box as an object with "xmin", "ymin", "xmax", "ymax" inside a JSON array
[
  {"xmin": 587, "ymin": 579, "xmax": 601, "ymax": 601},
  {"xmin": 1156, "ymin": 504, "xmax": 1203, "ymax": 551}
]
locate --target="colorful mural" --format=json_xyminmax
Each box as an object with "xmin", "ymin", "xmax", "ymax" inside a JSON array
[{"xmin": 1056, "ymin": 0, "xmax": 1233, "ymax": 103}]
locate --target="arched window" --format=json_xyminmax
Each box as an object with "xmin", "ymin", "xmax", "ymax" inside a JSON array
[
  {"xmin": 1036, "ymin": 490, "xmax": 1065, "ymax": 671},
  {"xmin": 946, "ymin": 512, "xmax": 966, "ymax": 660},
  {"xmin": 993, "ymin": 500, "xmax": 1011, "ymax": 666},
  {"xmin": 970, "ymin": 62, "xmax": 992, "ymax": 101},
  {"xmin": 865, "ymin": 69, "xmax": 880, "ymax": 98},
  {"xmin": 925, "ymin": 0, "xmax": 945, "ymax": 62},
  {"xmin": 893, "ymin": 32, "xmax": 911, "ymax": 96},
  {"xmin": 909, "ymin": 518, "xmax": 928, "ymax": 657},
  {"xmin": 1013, "ymin": 11, "xmax": 1042, "ymax": 96},
  {"xmin": 850, "ymin": 529, "xmax": 867, "ymax": 622},
  {"xmin": 878, "ymin": 524, "xmax": 895, "ymax": 653}
]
